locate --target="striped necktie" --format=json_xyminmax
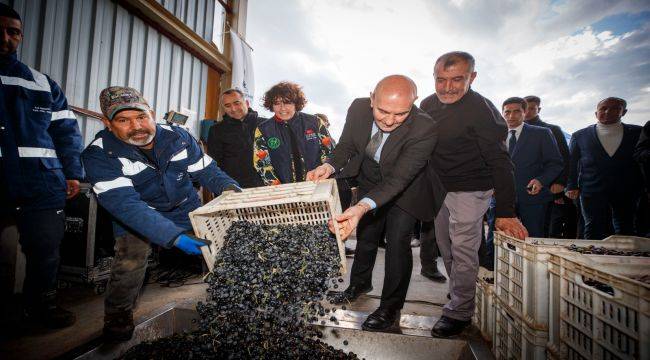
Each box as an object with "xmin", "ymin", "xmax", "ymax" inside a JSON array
[{"xmin": 365, "ymin": 130, "xmax": 383, "ymax": 160}]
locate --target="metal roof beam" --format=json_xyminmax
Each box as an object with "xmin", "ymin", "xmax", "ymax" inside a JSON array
[{"xmin": 118, "ymin": 0, "xmax": 231, "ymax": 73}]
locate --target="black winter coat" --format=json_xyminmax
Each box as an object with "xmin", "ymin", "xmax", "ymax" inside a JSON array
[{"xmin": 207, "ymin": 110, "xmax": 263, "ymax": 188}]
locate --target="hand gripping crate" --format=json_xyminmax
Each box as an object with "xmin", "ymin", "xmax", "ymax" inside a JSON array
[
  {"xmin": 494, "ymin": 232, "xmax": 649, "ymax": 332},
  {"xmin": 493, "ymin": 296, "xmax": 548, "ymax": 360},
  {"xmin": 189, "ymin": 180, "xmax": 345, "ymax": 273},
  {"xmin": 474, "ymin": 276, "xmax": 496, "ymax": 344},
  {"xmin": 547, "ymin": 253, "xmax": 650, "ymax": 360}
]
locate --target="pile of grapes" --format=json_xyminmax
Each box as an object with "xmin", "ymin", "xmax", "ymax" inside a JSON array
[
  {"xmin": 121, "ymin": 221, "xmax": 359, "ymax": 359},
  {"xmin": 566, "ymin": 244, "xmax": 649, "ymax": 257}
]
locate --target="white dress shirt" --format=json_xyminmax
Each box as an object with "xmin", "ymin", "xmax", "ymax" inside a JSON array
[{"xmin": 507, "ymin": 123, "xmax": 524, "ymax": 143}]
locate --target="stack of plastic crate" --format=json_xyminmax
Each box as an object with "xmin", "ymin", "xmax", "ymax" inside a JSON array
[
  {"xmin": 494, "ymin": 296, "xmax": 549, "ymax": 359},
  {"xmin": 547, "ymin": 253, "xmax": 649, "ymax": 360},
  {"xmin": 474, "ymin": 276, "xmax": 495, "ymax": 344},
  {"xmin": 493, "ymin": 232, "xmax": 649, "ymax": 359}
]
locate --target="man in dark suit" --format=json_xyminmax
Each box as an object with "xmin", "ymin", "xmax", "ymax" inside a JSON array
[
  {"xmin": 503, "ymin": 97, "xmax": 563, "ymax": 237},
  {"xmin": 566, "ymin": 97, "xmax": 644, "ymax": 239},
  {"xmin": 207, "ymin": 88, "xmax": 263, "ymax": 188},
  {"xmin": 307, "ymin": 75, "xmax": 445, "ymax": 332},
  {"xmin": 524, "ymin": 95, "xmax": 576, "ymax": 238}
]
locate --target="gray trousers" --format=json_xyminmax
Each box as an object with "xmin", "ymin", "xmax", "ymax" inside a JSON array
[
  {"xmin": 105, "ymin": 233, "xmax": 151, "ymax": 316},
  {"xmin": 434, "ymin": 190, "xmax": 493, "ymax": 321}
]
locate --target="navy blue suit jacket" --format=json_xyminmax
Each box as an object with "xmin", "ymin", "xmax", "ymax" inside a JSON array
[
  {"xmin": 510, "ymin": 123, "xmax": 563, "ymax": 204},
  {"xmin": 567, "ymin": 123, "xmax": 643, "ymax": 196}
]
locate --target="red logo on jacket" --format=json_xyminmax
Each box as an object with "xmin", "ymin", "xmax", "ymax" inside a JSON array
[{"xmin": 305, "ymin": 128, "xmax": 317, "ymax": 141}]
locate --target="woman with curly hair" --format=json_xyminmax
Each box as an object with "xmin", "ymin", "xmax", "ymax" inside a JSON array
[{"xmin": 253, "ymin": 81, "xmax": 334, "ymax": 185}]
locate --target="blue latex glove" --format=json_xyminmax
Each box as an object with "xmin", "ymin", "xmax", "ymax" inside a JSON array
[{"xmin": 174, "ymin": 234, "xmax": 212, "ymax": 255}]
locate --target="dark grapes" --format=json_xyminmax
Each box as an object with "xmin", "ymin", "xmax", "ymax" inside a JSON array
[{"xmin": 121, "ymin": 221, "xmax": 356, "ymax": 359}]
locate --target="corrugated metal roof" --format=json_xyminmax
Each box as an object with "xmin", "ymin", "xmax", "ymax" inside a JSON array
[{"xmin": 2, "ymin": 0, "xmax": 216, "ymax": 145}]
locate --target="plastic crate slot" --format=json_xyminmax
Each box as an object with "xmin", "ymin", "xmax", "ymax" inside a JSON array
[
  {"xmin": 599, "ymin": 320, "xmax": 637, "ymax": 357},
  {"xmin": 600, "ymin": 301, "xmax": 638, "ymax": 333},
  {"xmin": 564, "ymin": 321, "xmax": 592, "ymax": 354},
  {"xmin": 600, "ymin": 345, "xmax": 625, "ymax": 360},
  {"xmin": 566, "ymin": 302, "xmax": 593, "ymax": 332},
  {"xmin": 513, "ymin": 253, "xmax": 523, "ymax": 270},
  {"xmin": 567, "ymin": 347, "xmax": 588, "ymax": 360},
  {"xmin": 513, "ymin": 267, "xmax": 523, "ymax": 283}
]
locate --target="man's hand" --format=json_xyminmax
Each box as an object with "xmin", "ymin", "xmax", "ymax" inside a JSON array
[
  {"xmin": 565, "ymin": 189, "xmax": 580, "ymax": 200},
  {"xmin": 550, "ymin": 183, "xmax": 565, "ymax": 194},
  {"xmin": 66, "ymin": 180, "xmax": 80, "ymax": 199},
  {"xmin": 495, "ymin": 217, "xmax": 528, "ymax": 240},
  {"xmin": 526, "ymin": 179, "xmax": 543, "ymax": 195},
  {"xmin": 174, "ymin": 234, "xmax": 212, "ymax": 255},
  {"xmin": 306, "ymin": 164, "xmax": 334, "ymax": 182},
  {"xmin": 328, "ymin": 203, "xmax": 370, "ymax": 240}
]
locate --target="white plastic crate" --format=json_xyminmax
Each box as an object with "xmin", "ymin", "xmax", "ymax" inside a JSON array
[
  {"xmin": 474, "ymin": 276, "xmax": 496, "ymax": 343},
  {"xmin": 189, "ymin": 180, "xmax": 345, "ymax": 273},
  {"xmin": 494, "ymin": 296, "xmax": 548, "ymax": 360},
  {"xmin": 494, "ymin": 232, "xmax": 649, "ymax": 332},
  {"xmin": 547, "ymin": 253, "xmax": 650, "ymax": 360}
]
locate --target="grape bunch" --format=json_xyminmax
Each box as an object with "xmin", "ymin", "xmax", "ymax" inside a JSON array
[{"xmin": 121, "ymin": 221, "xmax": 359, "ymax": 359}]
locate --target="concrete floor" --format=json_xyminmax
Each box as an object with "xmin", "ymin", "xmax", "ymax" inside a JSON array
[{"xmin": 0, "ymin": 240, "xmax": 493, "ymax": 360}]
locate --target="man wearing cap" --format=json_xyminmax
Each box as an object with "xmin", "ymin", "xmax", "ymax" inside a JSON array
[
  {"xmin": 1, "ymin": 4, "xmax": 83, "ymax": 329},
  {"xmin": 81, "ymin": 86, "xmax": 239, "ymax": 341}
]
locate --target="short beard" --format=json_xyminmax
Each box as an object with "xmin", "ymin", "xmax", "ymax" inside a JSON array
[{"xmin": 127, "ymin": 133, "xmax": 155, "ymax": 147}]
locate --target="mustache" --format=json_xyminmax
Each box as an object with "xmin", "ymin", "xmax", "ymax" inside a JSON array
[
  {"xmin": 127, "ymin": 130, "xmax": 152, "ymax": 138},
  {"xmin": 439, "ymin": 90, "xmax": 461, "ymax": 95}
]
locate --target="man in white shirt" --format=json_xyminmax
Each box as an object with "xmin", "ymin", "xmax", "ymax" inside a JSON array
[{"xmin": 566, "ymin": 97, "xmax": 644, "ymax": 239}]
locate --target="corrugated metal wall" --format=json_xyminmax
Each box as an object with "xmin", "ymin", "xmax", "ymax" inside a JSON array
[{"xmin": 1, "ymin": 0, "xmax": 218, "ymax": 145}]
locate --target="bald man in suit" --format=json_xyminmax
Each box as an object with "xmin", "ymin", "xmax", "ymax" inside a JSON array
[{"xmin": 308, "ymin": 75, "xmax": 445, "ymax": 332}]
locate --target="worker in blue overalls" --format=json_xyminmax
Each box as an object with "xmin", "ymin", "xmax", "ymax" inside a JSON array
[
  {"xmin": 0, "ymin": 4, "xmax": 83, "ymax": 329},
  {"xmin": 82, "ymin": 86, "xmax": 240, "ymax": 341}
]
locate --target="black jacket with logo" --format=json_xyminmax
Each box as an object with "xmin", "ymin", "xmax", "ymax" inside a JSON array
[{"xmin": 253, "ymin": 112, "xmax": 334, "ymax": 185}]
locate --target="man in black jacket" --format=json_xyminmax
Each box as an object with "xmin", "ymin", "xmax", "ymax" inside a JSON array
[
  {"xmin": 420, "ymin": 51, "xmax": 528, "ymax": 337},
  {"xmin": 524, "ymin": 95, "xmax": 576, "ymax": 238},
  {"xmin": 307, "ymin": 75, "xmax": 445, "ymax": 332},
  {"xmin": 207, "ymin": 88, "xmax": 263, "ymax": 188}
]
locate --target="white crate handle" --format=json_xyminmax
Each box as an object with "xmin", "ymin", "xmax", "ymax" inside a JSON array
[
  {"xmin": 506, "ymin": 243, "xmax": 521, "ymax": 253},
  {"xmin": 574, "ymin": 274, "xmax": 621, "ymax": 299}
]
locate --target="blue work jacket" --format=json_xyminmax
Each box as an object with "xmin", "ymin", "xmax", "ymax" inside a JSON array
[
  {"xmin": 0, "ymin": 53, "xmax": 83, "ymax": 212},
  {"xmin": 81, "ymin": 124, "xmax": 238, "ymax": 247}
]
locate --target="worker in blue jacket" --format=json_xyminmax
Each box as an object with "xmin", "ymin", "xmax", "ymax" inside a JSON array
[
  {"xmin": 0, "ymin": 5, "xmax": 83, "ymax": 329},
  {"xmin": 81, "ymin": 86, "xmax": 239, "ymax": 341}
]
